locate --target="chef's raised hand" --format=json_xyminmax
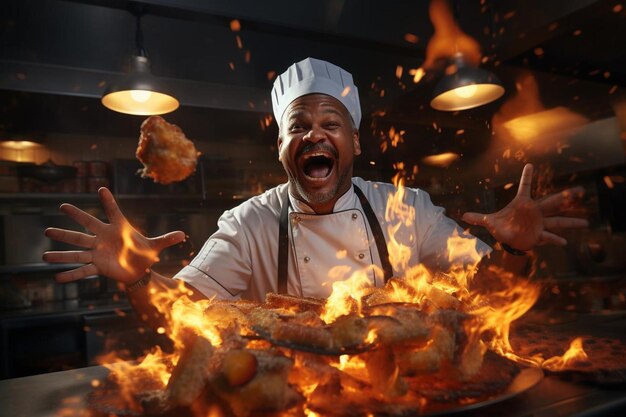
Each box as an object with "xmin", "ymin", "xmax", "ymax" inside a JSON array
[
  {"xmin": 461, "ymin": 164, "xmax": 588, "ymax": 252},
  {"xmin": 43, "ymin": 187, "xmax": 186, "ymax": 284}
]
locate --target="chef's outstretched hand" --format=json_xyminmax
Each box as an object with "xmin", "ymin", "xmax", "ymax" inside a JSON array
[
  {"xmin": 461, "ymin": 164, "xmax": 588, "ymax": 251},
  {"xmin": 43, "ymin": 187, "xmax": 186, "ymax": 284}
]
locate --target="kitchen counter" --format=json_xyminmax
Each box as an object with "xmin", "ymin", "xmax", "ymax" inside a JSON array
[
  {"xmin": 0, "ymin": 364, "xmax": 624, "ymax": 417},
  {"xmin": 0, "ymin": 365, "xmax": 108, "ymax": 417}
]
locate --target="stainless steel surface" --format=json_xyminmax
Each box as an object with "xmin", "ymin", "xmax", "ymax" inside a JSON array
[{"xmin": 0, "ymin": 365, "xmax": 109, "ymax": 417}]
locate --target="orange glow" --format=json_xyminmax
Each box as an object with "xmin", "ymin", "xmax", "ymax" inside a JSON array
[
  {"xmin": 396, "ymin": 65, "xmax": 404, "ymax": 79},
  {"xmin": 404, "ymin": 33, "xmax": 419, "ymax": 44},
  {"xmin": 542, "ymin": 337, "xmax": 589, "ymax": 371},
  {"xmin": 409, "ymin": 67, "xmax": 426, "ymax": 83},
  {"xmin": 422, "ymin": 0, "xmax": 482, "ymax": 70},
  {"xmin": 492, "ymin": 71, "xmax": 588, "ymax": 145},
  {"xmin": 230, "ymin": 19, "xmax": 241, "ymax": 32},
  {"xmin": 421, "ymin": 152, "xmax": 460, "ymax": 167}
]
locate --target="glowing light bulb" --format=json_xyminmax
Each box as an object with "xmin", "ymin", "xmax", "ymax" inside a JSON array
[
  {"xmin": 130, "ymin": 90, "xmax": 152, "ymax": 103},
  {"xmin": 454, "ymin": 84, "xmax": 478, "ymax": 98}
]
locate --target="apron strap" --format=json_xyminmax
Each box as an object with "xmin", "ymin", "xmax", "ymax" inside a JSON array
[
  {"xmin": 277, "ymin": 191, "xmax": 291, "ymax": 295},
  {"xmin": 277, "ymin": 184, "xmax": 393, "ymax": 294},
  {"xmin": 353, "ymin": 185, "xmax": 393, "ymax": 283}
]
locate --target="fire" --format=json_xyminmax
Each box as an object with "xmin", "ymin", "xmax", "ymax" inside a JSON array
[
  {"xmin": 542, "ymin": 337, "xmax": 589, "ymax": 371},
  {"xmin": 321, "ymin": 270, "xmax": 372, "ymax": 323},
  {"xmin": 417, "ymin": 0, "xmax": 482, "ymax": 79},
  {"xmin": 100, "ymin": 347, "xmax": 174, "ymax": 405},
  {"xmin": 118, "ymin": 223, "xmax": 158, "ymax": 274},
  {"xmin": 491, "ymin": 71, "xmax": 588, "ymax": 146},
  {"xmin": 466, "ymin": 267, "xmax": 541, "ymax": 363},
  {"xmin": 96, "ymin": 158, "xmax": 585, "ymax": 416}
]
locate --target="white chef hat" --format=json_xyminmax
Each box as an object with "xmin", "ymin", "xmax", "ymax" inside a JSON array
[{"xmin": 271, "ymin": 57, "xmax": 361, "ymax": 128}]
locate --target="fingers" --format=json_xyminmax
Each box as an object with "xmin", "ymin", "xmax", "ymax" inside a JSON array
[
  {"xmin": 98, "ymin": 187, "xmax": 124, "ymax": 224},
  {"xmin": 44, "ymin": 228, "xmax": 95, "ymax": 249},
  {"xmin": 544, "ymin": 216, "xmax": 589, "ymax": 230},
  {"xmin": 539, "ymin": 187, "xmax": 585, "ymax": 216},
  {"xmin": 43, "ymin": 250, "xmax": 93, "ymax": 264},
  {"xmin": 461, "ymin": 212, "xmax": 489, "ymax": 227},
  {"xmin": 150, "ymin": 231, "xmax": 187, "ymax": 252},
  {"xmin": 517, "ymin": 163, "xmax": 534, "ymax": 197},
  {"xmin": 60, "ymin": 203, "xmax": 106, "ymax": 233},
  {"xmin": 55, "ymin": 264, "xmax": 99, "ymax": 283},
  {"xmin": 539, "ymin": 230, "xmax": 567, "ymax": 246}
]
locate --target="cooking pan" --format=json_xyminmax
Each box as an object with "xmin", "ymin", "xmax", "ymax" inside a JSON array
[{"xmin": 17, "ymin": 159, "xmax": 77, "ymax": 183}]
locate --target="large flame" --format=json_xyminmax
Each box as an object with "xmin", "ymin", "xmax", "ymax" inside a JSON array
[{"xmin": 97, "ymin": 165, "xmax": 585, "ymax": 415}]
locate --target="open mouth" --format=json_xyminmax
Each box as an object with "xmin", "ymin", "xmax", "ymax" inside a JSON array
[{"xmin": 302, "ymin": 153, "xmax": 335, "ymax": 179}]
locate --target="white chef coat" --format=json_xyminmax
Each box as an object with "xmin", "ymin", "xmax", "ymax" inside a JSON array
[{"xmin": 174, "ymin": 177, "xmax": 491, "ymax": 301}]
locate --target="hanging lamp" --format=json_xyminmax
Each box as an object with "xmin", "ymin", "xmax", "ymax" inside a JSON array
[
  {"xmin": 430, "ymin": 53, "xmax": 504, "ymax": 111},
  {"xmin": 101, "ymin": 9, "xmax": 179, "ymax": 115}
]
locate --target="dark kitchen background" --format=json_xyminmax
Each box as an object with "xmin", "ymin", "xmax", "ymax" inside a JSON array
[{"xmin": 0, "ymin": 0, "xmax": 624, "ymax": 380}]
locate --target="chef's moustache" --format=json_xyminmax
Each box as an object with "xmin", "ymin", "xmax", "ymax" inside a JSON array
[{"xmin": 296, "ymin": 142, "xmax": 338, "ymax": 159}]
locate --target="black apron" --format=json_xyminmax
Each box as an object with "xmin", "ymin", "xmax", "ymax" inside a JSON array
[{"xmin": 277, "ymin": 185, "xmax": 393, "ymax": 294}]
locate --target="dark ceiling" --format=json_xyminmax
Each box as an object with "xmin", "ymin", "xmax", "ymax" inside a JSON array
[{"xmin": 1, "ymin": 0, "xmax": 625, "ymax": 162}]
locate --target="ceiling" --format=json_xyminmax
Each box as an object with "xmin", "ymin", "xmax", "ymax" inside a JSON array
[{"xmin": 1, "ymin": 0, "xmax": 625, "ymax": 163}]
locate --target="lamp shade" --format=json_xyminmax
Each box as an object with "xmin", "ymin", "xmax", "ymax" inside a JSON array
[
  {"xmin": 101, "ymin": 56, "xmax": 179, "ymax": 116},
  {"xmin": 430, "ymin": 64, "xmax": 504, "ymax": 111}
]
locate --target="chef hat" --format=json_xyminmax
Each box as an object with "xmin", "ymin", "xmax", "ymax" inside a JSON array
[{"xmin": 271, "ymin": 57, "xmax": 361, "ymax": 128}]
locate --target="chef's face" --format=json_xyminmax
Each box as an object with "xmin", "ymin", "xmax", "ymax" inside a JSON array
[{"xmin": 278, "ymin": 94, "xmax": 361, "ymax": 214}]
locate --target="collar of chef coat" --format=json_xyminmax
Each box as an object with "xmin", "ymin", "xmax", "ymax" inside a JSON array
[
  {"xmin": 284, "ymin": 184, "xmax": 381, "ymax": 298},
  {"xmin": 287, "ymin": 184, "xmax": 356, "ymax": 213}
]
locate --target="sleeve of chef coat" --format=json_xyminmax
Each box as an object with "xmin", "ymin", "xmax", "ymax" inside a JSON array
[
  {"xmin": 413, "ymin": 189, "xmax": 492, "ymax": 272},
  {"xmin": 174, "ymin": 210, "xmax": 252, "ymax": 300}
]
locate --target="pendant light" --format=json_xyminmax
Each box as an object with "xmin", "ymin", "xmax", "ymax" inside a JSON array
[
  {"xmin": 430, "ymin": 53, "xmax": 504, "ymax": 111},
  {"xmin": 101, "ymin": 9, "xmax": 179, "ymax": 115}
]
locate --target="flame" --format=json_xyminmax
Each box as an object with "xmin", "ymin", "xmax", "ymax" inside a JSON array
[
  {"xmin": 466, "ymin": 268, "xmax": 541, "ymax": 363},
  {"xmin": 422, "ymin": 0, "xmax": 482, "ymax": 70},
  {"xmin": 96, "ymin": 153, "xmax": 586, "ymax": 416},
  {"xmin": 100, "ymin": 346, "xmax": 174, "ymax": 405},
  {"xmin": 492, "ymin": 71, "xmax": 588, "ymax": 146},
  {"xmin": 118, "ymin": 223, "xmax": 158, "ymax": 274},
  {"xmin": 321, "ymin": 270, "xmax": 372, "ymax": 323},
  {"xmin": 542, "ymin": 337, "xmax": 589, "ymax": 371}
]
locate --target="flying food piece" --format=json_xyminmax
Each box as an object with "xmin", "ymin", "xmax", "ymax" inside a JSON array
[{"xmin": 136, "ymin": 115, "xmax": 199, "ymax": 184}]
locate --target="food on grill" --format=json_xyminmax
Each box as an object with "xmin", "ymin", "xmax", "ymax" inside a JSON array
[
  {"xmin": 90, "ymin": 282, "xmax": 542, "ymax": 417},
  {"xmin": 212, "ymin": 349, "xmax": 303, "ymax": 417},
  {"xmin": 222, "ymin": 349, "xmax": 258, "ymax": 386},
  {"xmin": 166, "ymin": 334, "xmax": 215, "ymax": 407},
  {"xmin": 136, "ymin": 115, "xmax": 199, "ymax": 184},
  {"xmin": 265, "ymin": 292, "xmax": 325, "ymax": 314}
]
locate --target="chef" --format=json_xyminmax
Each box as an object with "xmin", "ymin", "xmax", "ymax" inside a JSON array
[{"xmin": 43, "ymin": 58, "xmax": 587, "ymax": 318}]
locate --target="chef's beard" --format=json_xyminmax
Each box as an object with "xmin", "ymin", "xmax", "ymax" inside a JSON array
[{"xmin": 287, "ymin": 165, "xmax": 351, "ymax": 208}]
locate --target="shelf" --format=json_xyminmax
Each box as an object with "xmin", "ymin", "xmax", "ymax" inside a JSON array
[
  {"xmin": 0, "ymin": 263, "xmax": 85, "ymax": 275},
  {"xmin": 0, "ymin": 193, "xmax": 99, "ymax": 201}
]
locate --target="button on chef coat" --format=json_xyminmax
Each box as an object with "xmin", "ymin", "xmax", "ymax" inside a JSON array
[
  {"xmin": 288, "ymin": 199, "xmax": 379, "ymax": 298},
  {"xmin": 174, "ymin": 177, "xmax": 491, "ymax": 301}
]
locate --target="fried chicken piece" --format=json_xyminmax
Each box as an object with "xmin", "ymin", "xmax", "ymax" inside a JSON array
[
  {"xmin": 265, "ymin": 292, "xmax": 325, "ymax": 314},
  {"xmin": 166, "ymin": 334, "xmax": 214, "ymax": 407},
  {"xmin": 329, "ymin": 314, "xmax": 369, "ymax": 348},
  {"xmin": 136, "ymin": 115, "xmax": 199, "ymax": 184},
  {"xmin": 271, "ymin": 321, "xmax": 334, "ymax": 349},
  {"xmin": 396, "ymin": 325, "xmax": 456, "ymax": 375}
]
